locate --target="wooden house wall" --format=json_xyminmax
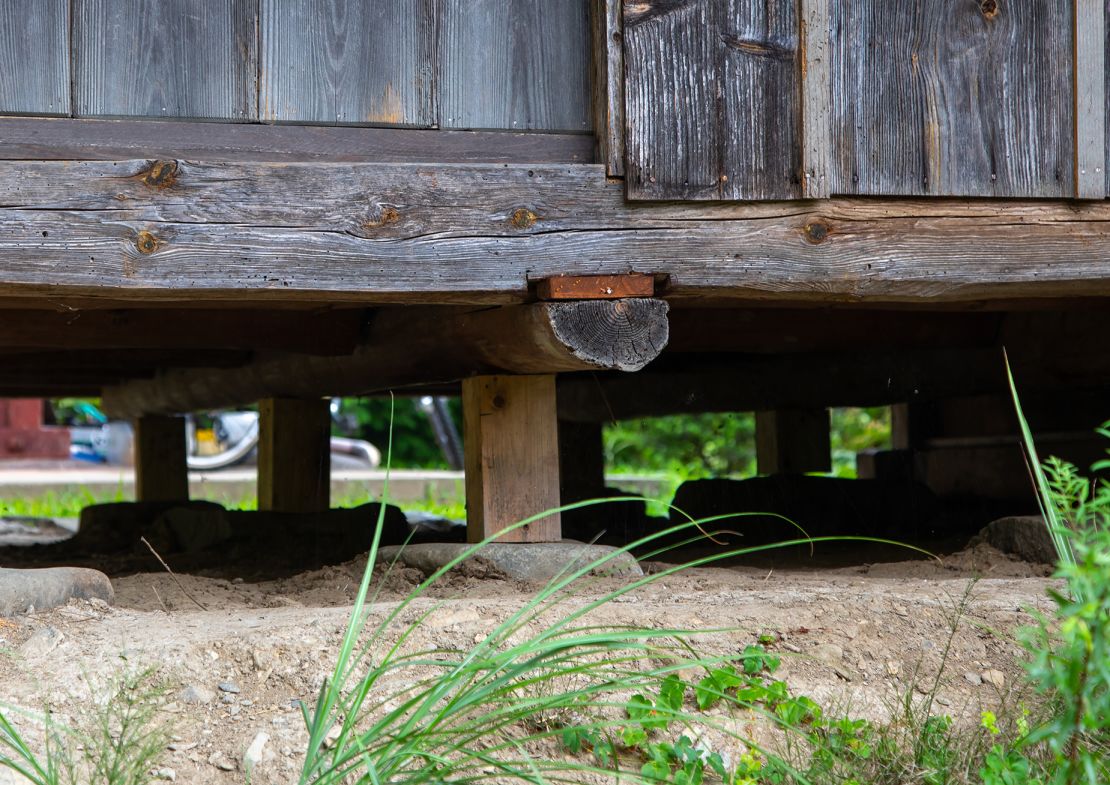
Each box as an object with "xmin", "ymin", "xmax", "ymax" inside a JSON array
[
  {"xmin": 622, "ymin": 0, "xmax": 1107, "ymax": 202},
  {"xmin": 0, "ymin": 0, "xmax": 590, "ymax": 132}
]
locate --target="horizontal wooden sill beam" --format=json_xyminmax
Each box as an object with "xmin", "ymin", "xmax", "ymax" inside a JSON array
[
  {"xmin": 0, "ymin": 117, "xmax": 594, "ymax": 164},
  {"xmin": 101, "ymin": 299, "xmax": 669, "ymax": 418},
  {"xmin": 1, "ymin": 159, "xmax": 1110, "ymax": 306}
]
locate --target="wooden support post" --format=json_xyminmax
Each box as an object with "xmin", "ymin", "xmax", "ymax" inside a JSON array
[
  {"xmin": 559, "ymin": 419, "xmax": 606, "ymax": 506},
  {"xmin": 756, "ymin": 408, "xmax": 831, "ymax": 475},
  {"xmin": 133, "ymin": 415, "xmax": 188, "ymax": 502},
  {"xmin": 463, "ymin": 375, "xmax": 562, "ymax": 543},
  {"xmin": 258, "ymin": 398, "xmax": 331, "ymax": 514}
]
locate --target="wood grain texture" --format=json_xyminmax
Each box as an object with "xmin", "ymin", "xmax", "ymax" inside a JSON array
[
  {"xmin": 537, "ymin": 274, "xmax": 654, "ymax": 299},
  {"xmin": 440, "ymin": 0, "xmax": 591, "ymax": 131},
  {"xmin": 463, "ymin": 374, "xmax": 562, "ymax": 542},
  {"xmin": 623, "ymin": 0, "xmax": 801, "ymax": 200},
  {"xmin": 74, "ymin": 0, "xmax": 259, "ymax": 121},
  {"xmin": 830, "ymin": 0, "xmax": 1073, "ymax": 197},
  {"xmin": 6, "ymin": 160, "xmax": 1110, "ymax": 306},
  {"xmin": 100, "ymin": 300, "xmax": 669, "ymax": 416},
  {"xmin": 0, "ymin": 117, "xmax": 594, "ymax": 163},
  {"xmin": 260, "ymin": 0, "xmax": 436, "ymax": 126},
  {"xmin": 1074, "ymin": 0, "xmax": 1106, "ymax": 198},
  {"xmin": 0, "ymin": 0, "xmax": 70, "ymax": 116},
  {"xmin": 800, "ymin": 0, "xmax": 830, "ymax": 198},
  {"xmin": 591, "ymin": 0, "xmax": 625, "ymax": 176},
  {"xmin": 258, "ymin": 398, "xmax": 331, "ymax": 513},
  {"xmin": 134, "ymin": 415, "xmax": 189, "ymax": 502}
]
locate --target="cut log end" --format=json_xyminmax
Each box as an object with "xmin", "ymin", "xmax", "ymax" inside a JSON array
[{"xmin": 545, "ymin": 298, "xmax": 669, "ymax": 372}]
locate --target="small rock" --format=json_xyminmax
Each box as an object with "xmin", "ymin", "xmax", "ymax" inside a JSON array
[
  {"xmin": 220, "ymin": 694, "xmax": 235, "ymax": 705},
  {"xmin": 153, "ymin": 768, "xmax": 176, "ymax": 781},
  {"xmin": 218, "ymin": 682, "xmax": 240, "ymax": 694},
  {"xmin": 179, "ymin": 685, "xmax": 213, "ymax": 705},
  {"xmin": 812, "ymin": 643, "xmax": 844, "ymax": 664},
  {"xmin": 208, "ymin": 752, "xmax": 235, "ymax": 772},
  {"xmin": 251, "ymin": 649, "xmax": 275, "ymax": 671},
  {"xmin": 885, "ymin": 660, "xmax": 901, "ymax": 677},
  {"xmin": 167, "ymin": 741, "xmax": 197, "ymax": 752},
  {"xmin": 964, "ymin": 672, "xmax": 983, "ymax": 686},
  {"xmin": 18, "ymin": 626, "xmax": 63, "ymax": 658},
  {"xmin": 243, "ymin": 731, "xmax": 270, "ymax": 776},
  {"xmin": 935, "ymin": 696, "xmax": 951, "ymax": 707},
  {"xmin": 892, "ymin": 605, "xmax": 910, "ymax": 618},
  {"xmin": 982, "ymin": 669, "xmax": 1005, "ymax": 688}
]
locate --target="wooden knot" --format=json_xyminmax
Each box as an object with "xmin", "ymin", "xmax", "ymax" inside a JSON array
[
  {"xmin": 979, "ymin": 0, "xmax": 998, "ymax": 18},
  {"xmin": 491, "ymin": 394, "xmax": 507, "ymax": 410},
  {"xmin": 803, "ymin": 222, "xmax": 829, "ymax": 244},
  {"xmin": 142, "ymin": 160, "xmax": 178, "ymax": 188},
  {"xmin": 363, "ymin": 204, "xmax": 400, "ymax": 230},
  {"xmin": 510, "ymin": 208, "xmax": 538, "ymax": 229},
  {"xmin": 135, "ymin": 230, "xmax": 159, "ymax": 254}
]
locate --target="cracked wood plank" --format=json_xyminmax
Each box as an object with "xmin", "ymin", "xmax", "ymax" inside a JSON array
[
  {"xmin": 622, "ymin": 0, "xmax": 800, "ymax": 200},
  {"xmin": 3, "ymin": 159, "xmax": 1110, "ymax": 304}
]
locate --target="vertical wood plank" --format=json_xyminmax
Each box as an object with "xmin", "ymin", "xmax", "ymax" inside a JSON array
[
  {"xmin": 800, "ymin": 0, "xmax": 830, "ymax": 199},
  {"xmin": 74, "ymin": 0, "xmax": 259, "ymax": 121},
  {"xmin": 1074, "ymin": 0, "xmax": 1105, "ymax": 198},
  {"xmin": 0, "ymin": 0, "xmax": 70, "ymax": 116},
  {"xmin": 440, "ymin": 0, "xmax": 591, "ymax": 132},
  {"xmin": 463, "ymin": 375, "xmax": 562, "ymax": 543},
  {"xmin": 623, "ymin": 0, "xmax": 801, "ymax": 200},
  {"xmin": 134, "ymin": 415, "xmax": 189, "ymax": 502},
  {"xmin": 260, "ymin": 0, "xmax": 437, "ymax": 126},
  {"xmin": 258, "ymin": 398, "xmax": 331, "ymax": 513},
  {"xmin": 755, "ymin": 408, "xmax": 831, "ymax": 475},
  {"xmin": 830, "ymin": 0, "xmax": 1073, "ymax": 197},
  {"xmin": 591, "ymin": 0, "xmax": 625, "ymax": 176}
]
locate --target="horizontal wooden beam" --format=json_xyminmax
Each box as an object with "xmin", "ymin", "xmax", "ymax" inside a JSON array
[
  {"xmin": 1, "ymin": 160, "xmax": 1110, "ymax": 305},
  {"xmin": 0, "ymin": 308, "xmax": 363, "ymax": 354},
  {"xmin": 101, "ymin": 299, "xmax": 669, "ymax": 417},
  {"xmin": 0, "ymin": 117, "xmax": 594, "ymax": 164}
]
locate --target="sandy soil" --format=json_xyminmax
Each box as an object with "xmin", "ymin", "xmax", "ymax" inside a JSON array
[{"xmin": 0, "ymin": 542, "xmax": 1058, "ymax": 784}]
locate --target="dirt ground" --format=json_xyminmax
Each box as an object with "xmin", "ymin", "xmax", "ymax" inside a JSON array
[{"xmin": 0, "ymin": 539, "xmax": 1058, "ymax": 785}]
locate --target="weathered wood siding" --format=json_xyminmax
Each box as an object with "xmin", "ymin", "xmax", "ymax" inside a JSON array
[
  {"xmin": 623, "ymin": 0, "xmax": 801, "ymax": 200},
  {"xmin": 829, "ymin": 0, "xmax": 1074, "ymax": 198},
  {"xmin": 0, "ymin": 0, "xmax": 590, "ymax": 133},
  {"xmin": 440, "ymin": 0, "xmax": 591, "ymax": 131},
  {"xmin": 0, "ymin": 0, "xmax": 70, "ymax": 116},
  {"xmin": 74, "ymin": 0, "xmax": 259, "ymax": 121},
  {"xmin": 260, "ymin": 0, "xmax": 437, "ymax": 126}
]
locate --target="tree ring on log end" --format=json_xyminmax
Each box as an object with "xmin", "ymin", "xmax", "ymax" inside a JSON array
[{"xmin": 545, "ymin": 298, "xmax": 669, "ymax": 372}]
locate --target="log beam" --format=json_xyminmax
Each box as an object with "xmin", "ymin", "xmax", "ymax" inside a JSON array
[
  {"xmin": 102, "ymin": 299, "xmax": 669, "ymax": 418},
  {"xmin": 463, "ymin": 375, "xmax": 561, "ymax": 543},
  {"xmin": 2, "ymin": 160, "xmax": 1110, "ymax": 305},
  {"xmin": 134, "ymin": 415, "xmax": 188, "ymax": 502},
  {"xmin": 258, "ymin": 398, "xmax": 331, "ymax": 514}
]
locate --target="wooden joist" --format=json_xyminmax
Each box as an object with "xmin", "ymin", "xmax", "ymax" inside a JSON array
[
  {"xmin": 3, "ymin": 160, "xmax": 1110, "ymax": 306},
  {"xmin": 258, "ymin": 398, "xmax": 331, "ymax": 514},
  {"xmin": 133, "ymin": 415, "xmax": 188, "ymax": 502},
  {"xmin": 0, "ymin": 308, "xmax": 363, "ymax": 354},
  {"xmin": 101, "ymin": 299, "xmax": 670, "ymax": 418}
]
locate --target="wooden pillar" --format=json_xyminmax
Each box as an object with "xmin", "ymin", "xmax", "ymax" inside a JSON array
[
  {"xmin": 134, "ymin": 414, "xmax": 188, "ymax": 502},
  {"xmin": 258, "ymin": 398, "xmax": 330, "ymax": 513},
  {"xmin": 559, "ymin": 419, "xmax": 606, "ymax": 505},
  {"xmin": 462, "ymin": 375, "xmax": 561, "ymax": 543},
  {"xmin": 755, "ymin": 408, "xmax": 831, "ymax": 475}
]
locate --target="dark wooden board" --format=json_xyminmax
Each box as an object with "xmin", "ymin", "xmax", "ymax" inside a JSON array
[
  {"xmin": 4, "ymin": 160, "xmax": 1110, "ymax": 305},
  {"xmin": 591, "ymin": 0, "xmax": 625, "ymax": 176},
  {"xmin": 74, "ymin": 0, "xmax": 259, "ymax": 121},
  {"xmin": 440, "ymin": 0, "xmax": 591, "ymax": 132},
  {"xmin": 830, "ymin": 0, "xmax": 1073, "ymax": 197},
  {"xmin": 0, "ymin": 117, "xmax": 594, "ymax": 163},
  {"xmin": 260, "ymin": 0, "xmax": 436, "ymax": 126},
  {"xmin": 0, "ymin": 0, "xmax": 70, "ymax": 116},
  {"xmin": 623, "ymin": 0, "xmax": 801, "ymax": 201}
]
